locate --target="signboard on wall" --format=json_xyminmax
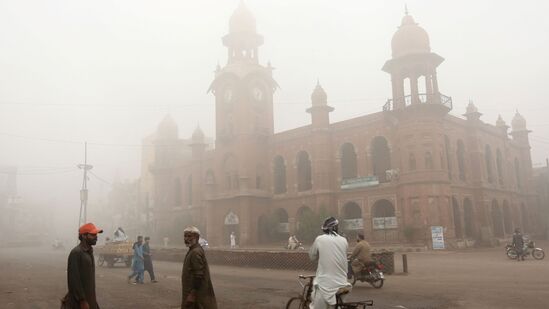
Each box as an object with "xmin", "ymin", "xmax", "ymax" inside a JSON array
[
  {"xmin": 372, "ymin": 217, "xmax": 398, "ymax": 230},
  {"xmin": 277, "ymin": 223, "xmax": 290, "ymax": 233},
  {"xmin": 343, "ymin": 218, "xmax": 364, "ymax": 230},
  {"xmin": 431, "ymin": 226, "xmax": 445, "ymax": 249},
  {"xmin": 341, "ymin": 176, "xmax": 379, "ymax": 190}
]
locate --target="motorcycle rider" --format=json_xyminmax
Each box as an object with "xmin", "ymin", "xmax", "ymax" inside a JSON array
[
  {"xmin": 348, "ymin": 233, "xmax": 375, "ymax": 275},
  {"xmin": 309, "ymin": 217, "xmax": 352, "ymax": 309},
  {"xmin": 512, "ymin": 228, "xmax": 525, "ymax": 261}
]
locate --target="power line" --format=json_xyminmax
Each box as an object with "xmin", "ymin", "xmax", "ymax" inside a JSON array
[{"xmin": 89, "ymin": 171, "xmax": 113, "ymax": 186}]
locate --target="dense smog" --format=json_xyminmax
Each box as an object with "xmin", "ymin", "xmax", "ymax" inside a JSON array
[{"xmin": 1, "ymin": 1, "xmax": 549, "ymax": 308}]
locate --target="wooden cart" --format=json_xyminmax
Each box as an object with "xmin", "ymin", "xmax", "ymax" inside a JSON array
[{"xmin": 96, "ymin": 240, "xmax": 133, "ymax": 267}]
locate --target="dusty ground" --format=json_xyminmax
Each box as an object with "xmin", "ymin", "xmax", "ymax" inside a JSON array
[{"xmin": 1, "ymin": 242, "xmax": 548, "ymax": 309}]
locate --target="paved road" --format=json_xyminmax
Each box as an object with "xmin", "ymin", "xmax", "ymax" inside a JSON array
[{"xmin": 2, "ymin": 242, "xmax": 549, "ymax": 309}]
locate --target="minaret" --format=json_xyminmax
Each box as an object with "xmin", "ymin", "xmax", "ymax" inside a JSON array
[
  {"xmin": 306, "ymin": 81, "xmax": 334, "ymax": 129},
  {"xmin": 382, "ymin": 9, "xmax": 451, "ymax": 112}
]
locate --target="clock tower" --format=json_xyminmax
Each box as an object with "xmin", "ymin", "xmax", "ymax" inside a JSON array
[{"xmin": 206, "ymin": 2, "xmax": 278, "ymax": 246}]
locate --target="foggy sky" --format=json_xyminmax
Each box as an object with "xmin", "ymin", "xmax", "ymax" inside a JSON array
[{"xmin": 1, "ymin": 0, "xmax": 549, "ymax": 217}]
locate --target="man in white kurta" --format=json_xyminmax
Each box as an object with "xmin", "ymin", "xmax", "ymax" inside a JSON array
[{"xmin": 309, "ymin": 218, "xmax": 352, "ymax": 309}]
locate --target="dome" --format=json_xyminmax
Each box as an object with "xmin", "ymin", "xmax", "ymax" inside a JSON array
[
  {"xmin": 391, "ymin": 13, "xmax": 431, "ymax": 58},
  {"xmin": 311, "ymin": 81, "xmax": 327, "ymax": 106},
  {"xmin": 511, "ymin": 111, "xmax": 527, "ymax": 131},
  {"xmin": 192, "ymin": 125, "xmax": 205, "ymax": 143},
  {"xmin": 229, "ymin": 1, "xmax": 256, "ymax": 33},
  {"xmin": 157, "ymin": 115, "xmax": 178, "ymax": 138}
]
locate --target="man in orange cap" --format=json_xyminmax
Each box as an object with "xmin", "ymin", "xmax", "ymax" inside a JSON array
[{"xmin": 61, "ymin": 223, "xmax": 102, "ymax": 309}]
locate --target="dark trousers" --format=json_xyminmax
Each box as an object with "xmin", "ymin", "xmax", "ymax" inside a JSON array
[{"xmin": 144, "ymin": 257, "xmax": 155, "ymax": 280}]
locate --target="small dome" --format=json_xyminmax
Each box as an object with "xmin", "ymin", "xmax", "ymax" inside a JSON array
[
  {"xmin": 511, "ymin": 111, "xmax": 527, "ymax": 131},
  {"xmin": 466, "ymin": 101, "xmax": 478, "ymax": 114},
  {"xmin": 311, "ymin": 81, "xmax": 327, "ymax": 106},
  {"xmin": 192, "ymin": 125, "xmax": 205, "ymax": 143},
  {"xmin": 496, "ymin": 115, "xmax": 506, "ymax": 127},
  {"xmin": 229, "ymin": 1, "xmax": 256, "ymax": 33},
  {"xmin": 391, "ymin": 13, "xmax": 431, "ymax": 58},
  {"xmin": 157, "ymin": 115, "xmax": 178, "ymax": 138}
]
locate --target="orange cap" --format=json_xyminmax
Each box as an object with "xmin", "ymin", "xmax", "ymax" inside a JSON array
[{"xmin": 78, "ymin": 223, "xmax": 103, "ymax": 235}]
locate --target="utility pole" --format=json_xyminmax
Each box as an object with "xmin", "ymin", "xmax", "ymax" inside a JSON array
[{"xmin": 78, "ymin": 142, "xmax": 93, "ymax": 226}]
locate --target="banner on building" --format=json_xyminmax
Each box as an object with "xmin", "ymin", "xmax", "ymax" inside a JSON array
[
  {"xmin": 341, "ymin": 176, "xmax": 379, "ymax": 190},
  {"xmin": 372, "ymin": 217, "xmax": 398, "ymax": 230},
  {"xmin": 343, "ymin": 218, "xmax": 364, "ymax": 230},
  {"xmin": 431, "ymin": 226, "xmax": 445, "ymax": 249}
]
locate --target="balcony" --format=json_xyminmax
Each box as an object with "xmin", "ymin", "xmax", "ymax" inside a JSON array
[{"xmin": 383, "ymin": 93, "xmax": 452, "ymax": 112}]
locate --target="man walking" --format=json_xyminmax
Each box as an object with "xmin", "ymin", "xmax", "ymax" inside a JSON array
[
  {"xmin": 128, "ymin": 236, "xmax": 144, "ymax": 284},
  {"xmin": 181, "ymin": 226, "xmax": 217, "ymax": 309},
  {"xmin": 143, "ymin": 236, "xmax": 158, "ymax": 283},
  {"xmin": 309, "ymin": 217, "xmax": 352, "ymax": 309},
  {"xmin": 62, "ymin": 222, "xmax": 103, "ymax": 309}
]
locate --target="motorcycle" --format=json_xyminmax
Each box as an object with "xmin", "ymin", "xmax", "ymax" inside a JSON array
[
  {"xmin": 506, "ymin": 240, "xmax": 545, "ymax": 260},
  {"xmin": 347, "ymin": 258, "xmax": 385, "ymax": 288}
]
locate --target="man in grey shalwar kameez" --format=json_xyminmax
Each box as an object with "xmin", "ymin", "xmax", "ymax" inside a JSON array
[{"xmin": 309, "ymin": 217, "xmax": 352, "ymax": 309}]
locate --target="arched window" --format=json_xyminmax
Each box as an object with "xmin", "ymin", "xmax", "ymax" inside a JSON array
[
  {"xmin": 514, "ymin": 158, "xmax": 521, "ymax": 189},
  {"xmin": 297, "ymin": 151, "xmax": 312, "ymax": 191},
  {"xmin": 457, "ymin": 140, "xmax": 466, "ymax": 181},
  {"xmin": 485, "ymin": 145, "xmax": 494, "ymax": 184},
  {"xmin": 463, "ymin": 198, "xmax": 474, "ymax": 238},
  {"xmin": 503, "ymin": 200, "xmax": 512, "ymax": 234},
  {"xmin": 496, "ymin": 149, "xmax": 504, "ymax": 185},
  {"xmin": 342, "ymin": 202, "xmax": 363, "ymax": 236},
  {"xmin": 205, "ymin": 169, "xmax": 215, "ymax": 185},
  {"xmin": 409, "ymin": 153, "xmax": 416, "ymax": 171},
  {"xmin": 371, "ymin": 199, "xmax": 396, "ymax": 230},
  {"xmin": 371, "ymin": 136, "xmax": 391, "ymax": 183},
  {"xmin": 340, "ymin": 143, "xmax": 357, "ymax": 180},
  {"xmin": 273, "ymin": 156, "xmax": 287, "ymax": 194},
  {"xmin": 174, "ymin": 178, "xmax": 182, "ymax": 206},
  {"xmin": 187, "ymin": 175, "xmax": 192, "ymax": 206},
  {"xmin": 444, "ymin": 135, "xmax": 452, "ymax": 179},
  {"xmin": 224, "ymin": 154, "xmax": 238, "ymax": 190},
  {"xmin": 424, "ymin": 151, "xmax": 433, "ymax": 169}
]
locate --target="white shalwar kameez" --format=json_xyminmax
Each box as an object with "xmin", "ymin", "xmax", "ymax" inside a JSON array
[{"xmin": 309, "ymin": 233, "xmax": 351, "ymax": 309}]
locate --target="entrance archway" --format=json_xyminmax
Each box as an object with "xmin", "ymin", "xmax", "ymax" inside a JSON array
[
  {"xmin": 371, "ymin": 199, "xmax": 397, "ymax": 241},
  {"xmin": 463, "ymin": 198, "xmax": 475, "ymax": 238},
  {"xmin": 452, "ymin": 197, "xmax": 463, "ymax": 238},
  {"xmin": 341, "ymin": 201, "xmax": 362, "ymax": 239},
  {"xmin": 491, "ymin": 200, "xmax": 504, "ymax": 237},
  {"xmin": 223, "ymin": 210, "xmax": 240, "ymax": 247}
]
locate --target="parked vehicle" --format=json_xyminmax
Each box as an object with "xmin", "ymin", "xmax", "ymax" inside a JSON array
[
  {"xmin": 347, "ymin": 258, "xmax": 385, "ymax": 288},
  {"xmin": 506, "ymin": 240, "xmax": 545, "ymax": 260}
]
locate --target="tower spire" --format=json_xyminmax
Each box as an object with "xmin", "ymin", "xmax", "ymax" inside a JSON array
[{"xmin": 404, "ymin": 4, "xmax": 409, "ymax": 16}]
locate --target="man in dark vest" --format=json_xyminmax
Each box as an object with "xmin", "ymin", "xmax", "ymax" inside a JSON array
[
  {"xmin": 181, "ymin": 226, "xmax": 217, "ymax": 309},
  {"xmin": 512, "ymin": 228, "xmax": 525, "ymax": 261},
  {"xmin": 62, "ymin": 222, "xmax": 102, "ymax": 309}
]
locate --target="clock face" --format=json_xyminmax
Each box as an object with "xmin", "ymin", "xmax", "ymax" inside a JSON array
[{"xmin": 252, "ymin": 87, "xmax": 264, "ymax": 102}]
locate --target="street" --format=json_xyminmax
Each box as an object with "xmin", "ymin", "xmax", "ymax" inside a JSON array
[{"xmin": 1, "ymin": 242, "xmax": 549, "ymax": 309}]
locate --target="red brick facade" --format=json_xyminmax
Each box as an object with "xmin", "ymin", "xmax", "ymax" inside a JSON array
[{"xmin": 142, "ymin": 5, "xmax": 541, "ymax": 247}]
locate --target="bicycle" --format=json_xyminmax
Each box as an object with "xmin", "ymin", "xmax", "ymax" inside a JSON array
[{"xmin": 286, "ymin": 274, "xmax": 374, "ymax": 309}]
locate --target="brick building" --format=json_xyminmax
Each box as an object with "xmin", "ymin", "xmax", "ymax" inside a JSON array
[{"xmin": 140, "ymin": 4, "xmax": 542, "ymax": 247}]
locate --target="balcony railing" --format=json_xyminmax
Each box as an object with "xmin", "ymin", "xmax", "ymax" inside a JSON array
[{"xmin": 383, "ymin": 93, "xmax": 452, "ymax": 112}]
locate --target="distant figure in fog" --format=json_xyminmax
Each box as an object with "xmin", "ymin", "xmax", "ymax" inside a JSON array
[
  {"xmin": 512, "ymin": 228, "xmax": 525, "ymax": 261},
  {"xmin": 181, "ymin": 226, "xmax": 217, "ymax": 309},
  {"xmin": 288, "ymin": 235, "xmax": 300, "ymax": 250},
  {"xmin": 113, "ymin": 227, "xmax": 127, "ymax": 242},
  {"xmin": 143, "ymin": 236, "xmax": 157, "ymax": 283},
  {"xmin": 230, "ymin": 232, "xmax": 236, "ymax": 248},
  {"xmin": 61, "ymin": 222, "xmax": 103, "ymax": 309},
  {"xmin": 163, "ymin": 236, "xmax": 169, "ymax": 248}
]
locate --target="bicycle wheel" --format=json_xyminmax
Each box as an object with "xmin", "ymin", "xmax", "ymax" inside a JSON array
[{"xmin": 286, "ymin": 297, "xmax": 306, "ymax": 309}]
